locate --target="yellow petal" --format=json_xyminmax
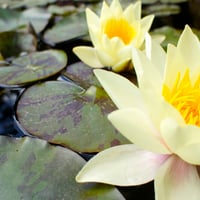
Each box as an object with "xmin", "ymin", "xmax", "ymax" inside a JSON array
[
  {"xmin": 108, "ymin": 108, "xmax": 171, "ymax": 154},
  {"xmin": 155, "ymin": 155, "xmax": 200, "ymax": 200},
  {"xmin": 76, "ymin": 144, "xmax": 167, "ymax": 186},
  {"xmin": 94, "ymin": 69, "xmax": 143, "ymax": 109},
  {"xmin": 161, "ymin": 118, "xmax": 200, "ymax": 165},
  {"xmin": 73, "ymin": 46, "xmax": 103, "ymax": 68}
]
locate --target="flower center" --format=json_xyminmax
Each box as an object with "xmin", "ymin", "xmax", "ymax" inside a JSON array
[
  {"xmin": 162, "ymin": 69, "xmax": 200, "ymax": 126},
  {"xmin": 104, "ymin": 17, "xmax": 136, "ymax": 45}
]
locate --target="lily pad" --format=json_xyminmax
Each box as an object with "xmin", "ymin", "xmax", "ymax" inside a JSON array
[
  {"xmin": 0, "ymin": 8, "xmax": 26, "ymax": 32},
  {"xmin": 64, "ymin": 62, "xmax": 100, "ymax": 89},
  {"xmin": 21, "ymin": 7, "xmax": 52, "ymax": 34},
  {"xmin": 0, "ymin": 136, "xmax": 124, "ymax": 199},
  {"xmin": 0, "ymin": 31, "xmax": 36, "ymax": 58},
  {"xmin": 16, "ymin": 80, "xmax": 129, "ymax": 153},
  {"xmin": 0, "ymin": 50, "xmax": 67, "ymax": 87},
  {"xmin": 43, "ymin": 12, "xmax": 88, "ymax": 45}
]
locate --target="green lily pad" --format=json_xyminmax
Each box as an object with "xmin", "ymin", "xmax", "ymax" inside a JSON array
[
  {"xmin": 0, "ymin": 0, "xmax": 56, "ymax": 9},
  {"xmin": 0, "ymin": 136, "xmax": 124, "ymax": 199},
  {"xmin": 64, "ymin": 62, "xmax": 100, "ymax": 89},
  {"xmin": 0, "ymin": 8, "xmax": 26, "ymax": 32},
  {"xmin": 21, "ymin": 7, "xmax": 51, "ymax": 34},
  {"xmin": 43, "ymin": 12, "xmax": 88, "ymax": 45},
  {"xmin": 0, "ymin": 31, "xmax": 36, "ymax": 58},
  {"xmin": 16, "ymin": 80, "xmax": 129, "ymax": 153},
  {"xmin": 0, "ymin": 50, "xmax": 67, "ymax": 87}
]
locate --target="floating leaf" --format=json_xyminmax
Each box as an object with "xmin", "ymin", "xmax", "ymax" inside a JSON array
[
  {"xmin": 0, "ymin": 50, "xmax": 67, "ymax": 87},
  {"xmin": 44, "ymin": 12, "xmax": 88, "ymax": 45},
  {"xmin": 0, "ymin": 0, "xmax": 56, "ymax": 9},
  {"xmin": 16, "ymin": 80, "xmax": 129, "ymax": 153},
  {"xmin": 0, "ymin": 136, "xmax": 124, "ymax": 199},
  {"xmin": 0, "ymin": 8, "xmax": 26, "ymax": 32},
  {"xmin": 64, "ymin": 62, "xmax": 100, "ymax": 89},
  {"xmin": 21, "ymin": 7, "xmax": 51, "ymax": 34},
  {"xmin": 0, "ymin": 31, "xmax": 36, "ymax": 58}
]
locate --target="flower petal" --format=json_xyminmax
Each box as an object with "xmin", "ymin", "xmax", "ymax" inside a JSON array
[
  {"xmin": 161, "ymin": 118, "xmax": 200, "ymax": 165},
  {"xmin": 134, "ymin": 15, "xmax": 154, "ymax": 48},
  {"xmin": 73, "ymin": 46, "xmax": 103, "ymax": 68},
  {"xmin": 94, "ymin": 69, "xmax": 143, "ymax": 109},
  {"xmin": 76, "ymin": 144, "xmax": 167, "ymax": 186},
  {"xmin": 124, "ymin": 1, "xmax": 141, "ymax": 21},
  {"xmin": 164, "ymin": 44, "xmax": 188, "ymax": 89},
  {"xmin": 145, "ymin": 33, "xmax": 166, "ymax": 75},
  {"xmin": 132, "ymin": 46, "xmax": 163, "ymax": 93},
  {"xmin": 177, "ymin": 25, "xmax": 200, "ymax": 73},
  {"xmin": 155, "ymin": 155, "xmax": 200, "ymax": 200},
  {"xmin": 108, "ymin": 108, "xmax": 171, "ymax": 154}
]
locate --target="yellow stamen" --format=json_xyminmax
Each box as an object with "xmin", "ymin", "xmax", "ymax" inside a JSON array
[
  {"xmin": 104, "ymin": 17, "xmax": 136, "ymax": 45},
  {"xmin": 162, "ymin": 69, "xmax": 200, "ymax": 126}
]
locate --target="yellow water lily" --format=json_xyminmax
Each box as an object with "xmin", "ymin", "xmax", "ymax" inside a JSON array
[
  {"xmin": 76, "ymin": 26, "xmax": 200, "ymax": 200},
  {"xmin": 73, "ymin": 0, "xmax": 154, "ymax": 72}
]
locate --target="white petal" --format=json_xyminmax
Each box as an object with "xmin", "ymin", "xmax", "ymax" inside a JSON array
[
  {"xmin": 177, "ymin": 25, "xmax": 200, "ymax": 73},
  {"xmin": 155, "ymin": 155, "xmax": 200, "ymax": 200},
  {"xmin": 86, "ymin": 9, "xmax": 100, "ymax": 45},
  {"xmin": 108, "ymin": 108, "xmax": 171, "ymax": 154},
  {"xmin": 94, "ymin": 69, "xmax": 144, "ymax": 109},
  {"xmin": 164, "ymin": 44, "xmax": 188, "ymax": 89},
  {"xmin": 135, "ymin": 15, "xmax": 154, "ymax": 48},
  {"xmin": 123, "ymin": 1, "xmax": 141, "ymax": 22},
  {"xmin": 161, "ymin": 118, "xmax": 200, "ymax": 165},
  {"xmin": 132, "ymin": 46, "xmax": 163, "ymax": 93},
  {"xmin": 145, "ymin": 33, "xmax": 166, "ymax": 76},
  {"xmin": 73, "ymin": 46, "xmax": 103, "ymax": 68},
  {"xmin": 76, "ymin": 144, "xmax": 167, "ymax": 186},
  {"xmin": 110, "ymin": 0, "xmax": 123, "ymax": 17}
]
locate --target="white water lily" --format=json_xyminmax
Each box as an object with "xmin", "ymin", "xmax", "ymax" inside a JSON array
[
  {"xmin": 73, "ymin": 0, "xmax": 154, "ymax": 72},
  {"xmin": 76, "ymin": 26, "xmax": 200, "ymax": 200}
]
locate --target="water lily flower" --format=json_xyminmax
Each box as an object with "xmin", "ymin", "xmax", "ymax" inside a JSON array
[
  {"xmin": 73, "ymin": 0, "xmax": 154, "ymax": 72},
  {"xmin": 76, "ymin": 25, "xmax": 200, "ymax": 200}
]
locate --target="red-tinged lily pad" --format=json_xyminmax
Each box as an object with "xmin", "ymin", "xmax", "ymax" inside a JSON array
[
  {"xmin": 0, "ymin": 136, "xmax": 125, "ymax": 199},
  {"xmin": 0, "ymin": 50, "xmax": 67, "ymax": 87},
  {"xmin": 16, "ymin": 80, "xmax": 129, "ymax": 153}
]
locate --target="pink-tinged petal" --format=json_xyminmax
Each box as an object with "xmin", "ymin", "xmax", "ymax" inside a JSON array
[
  {"xmin": 132, "ymin": 46, "xmax": 163, "ymax": 93},
  {"xmin": 73, "ymin": 46, "xmax": 103, "ymax": 68},
  {"xmin": 108, "ymin": 108, "xmax": 171, "ymax": 154},
  {"xmin": 94, "ymin": 69, "xmax": 144, "ymax": 109},
  {"xmin": 76, "ymin": 144, "xmax": 167, "ymax": 186},
  {"xmin": 161, "ymin": 118, "xmax": 200, "ymax": 165},
  {"xmin": 155, "ymin": 155, "xmax": 200, "ymax": 200}
]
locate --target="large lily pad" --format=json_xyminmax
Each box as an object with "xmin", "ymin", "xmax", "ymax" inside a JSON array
[
  {"xmin": 0, "ymin": 136, "xmax": 124, "ymax": 199},
  {"xmin": 16, "ymin": 80, "xmax": 129, "ymax": 153},
  {"xmin": 0, "ymin": 50, "xmax": 67, "ymax": 87},
  {"xmin": 43, "ymin": 12, "xmax": 88, "ymax": 45}
]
